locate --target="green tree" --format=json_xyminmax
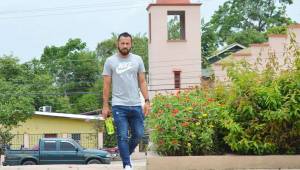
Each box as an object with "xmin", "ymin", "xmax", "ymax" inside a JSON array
[
  {"xmin": 201, "ymin": 22, "xmax": 218, "ymax": 67},
  {"xmin": 132, "ymin": 33, "xmax": 149, "ymax": 71},
  {"xmin": 0, "ymin": 56, "xmax": 35, "ymax": 149},
  {"xmin": 21, "ymin": 59, "xmax": 71, "ymax": 113},
  {"xmin": 0, "ymin": 79, "xmax": 35, "ymax": 151},
  {"xmin": 0, "ymin": 55, "xmax": 25, "ymax": 81},
  {"xmin": 266, "ymin": 25, "xmax": 289, "ymax": 35},
  {"xmin": 74, "ymin": 94, "xmax": 100, "ymax": 113},
  {"xmin": 41, "ymin": 39, "xmax": 98, "ymax": 94},
  {"xmin": 209, "ymin": 0, "xmax": 293, "ymax": 44},
  {"xmin": 0, "ymin": 79, "xmax": 34, "ymax": 127},
  {"xmin": 40, "ymin": 39, "xmax": 100, "ymax": 113},
  {"xmin": 167, "ymin": 17, "xmax": 181, "ymax": 40},
  {"xmin": 202, "ymin": 0, "xmax": 294, "ymax": 61},
  {"xmin": 226, "ymin": 29, "xmax": 267, "ymax": 47},
  {"xmin": 96, "ymin": 33, "xmax": 118, "ymax": 66}
]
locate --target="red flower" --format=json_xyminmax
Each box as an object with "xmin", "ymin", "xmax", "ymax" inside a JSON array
[
  {"xmin": 208, "ymin": 98, "xmax": 215, "ymax": 102},
  {"xmin": 172, "ymin": 109, "xmax": 179, "ymax": 114},
  {"xmin": 159, "ymin": 140, "xmax": 165, "ymax": 145},
  {"xmin": 171, "ymin": 140, "xmax": 178, "ymax": 145},
  {"xmin": 172, "ymin": 109, "xmax": 179, "ymax": 117},
  {"xmin": 164, "ymin": 104, "xmax": 172, "ymax": 108},
  {"xmin": 157, "ymin": 110, "xmax": 164, "ymax": 116},
  {"xmin": 181, "ymin": 122, "xmax": 189, "ymax": 127}
]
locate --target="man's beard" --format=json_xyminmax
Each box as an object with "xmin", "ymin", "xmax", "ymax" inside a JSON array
[{"xmin": 118, "ymin": 47, "xmax": 131, "ymax": 56}]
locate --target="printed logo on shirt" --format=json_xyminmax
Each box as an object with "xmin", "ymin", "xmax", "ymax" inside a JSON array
[{"xmin": 116, "ymin": 62, "xmax": 133, "ymax": 74}]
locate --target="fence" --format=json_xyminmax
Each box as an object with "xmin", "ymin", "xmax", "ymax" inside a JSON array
[
  {"xmin": 9, "ymin": 134, "xmax": 24, "ymax": 150},
  {"xmin": 9, "ymin": 132, "xmax": 148, "ymax": 151},
  {"xmin": 9, "ymin": 133, "xmax": 99, "ymax": 149}
]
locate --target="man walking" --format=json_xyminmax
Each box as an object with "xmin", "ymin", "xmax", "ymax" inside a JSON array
[{"xmin": 102, "ymin": 32, "xmax": 150, "ymax": 170}]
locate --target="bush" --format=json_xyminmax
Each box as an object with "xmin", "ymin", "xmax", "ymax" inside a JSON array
[
  {"xmin": 217, "ymin": 36, "xmax": 300, "ymax": 154},
  {"xmin": 148, "ymin": 88, "xmax": 229, "ymax": 156}
]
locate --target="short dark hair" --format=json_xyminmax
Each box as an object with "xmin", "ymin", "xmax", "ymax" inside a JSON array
[{"xmin": 118, "ymin": 32, "xmax": 132, "ymax": 42}]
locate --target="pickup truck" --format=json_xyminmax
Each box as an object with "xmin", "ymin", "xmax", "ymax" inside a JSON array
[{"xmin": 2, "ymin": 138, "xmax": 111, "ymax": 166}]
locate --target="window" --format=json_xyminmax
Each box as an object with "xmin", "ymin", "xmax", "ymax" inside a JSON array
[
  {"xmin": 71, "ymin": 134, "xmax": 81, "ymax": 143},
  {"xmin": 44, "ymin": 134, "xmax": 57, "ymax": 138},
  {"xmin": 167, "ymin": 11, "xmax": 185, "ymax": 40},
  {"xmin": 60, "ymin": 142, "xmax": 76, "ymax": 151},
  {"xmin": 174, "ymin": 71, "xmax": 181, "ymax": 89},
  {"xmin": 44, "ymin": 141, "xmax": 56, "ymax": 151}
]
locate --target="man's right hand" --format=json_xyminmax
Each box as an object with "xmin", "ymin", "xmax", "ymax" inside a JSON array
[{"xmin": 102, "ymin": 106, "xmax": 111, "ymax": 119}]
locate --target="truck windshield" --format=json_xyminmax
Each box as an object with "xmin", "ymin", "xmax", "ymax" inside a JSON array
[{"xmin": 69, "ymin": 140, "xmax": 84, "ymax": 150}]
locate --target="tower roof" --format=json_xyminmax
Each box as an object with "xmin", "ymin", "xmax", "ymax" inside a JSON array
[
  {"xmin": 156, "ymin": 0, "xmax": 190, "ymax": 4},
  {"xmin": 147, "ymin": 0, "xmax": 200, "ymax": 10}
]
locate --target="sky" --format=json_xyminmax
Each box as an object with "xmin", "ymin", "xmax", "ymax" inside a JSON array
[{"xmin": 0, "ymin": 0, "xmax": 299, "ymax": 63}]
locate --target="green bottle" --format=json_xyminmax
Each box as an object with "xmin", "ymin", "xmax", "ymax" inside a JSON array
[{"xmin": 105, "ymin": 117, "xmax": 115, "ymax": 135}]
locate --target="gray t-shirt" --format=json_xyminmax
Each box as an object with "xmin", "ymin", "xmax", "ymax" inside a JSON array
[{"xmin": 102, "ymin": 53, "xmax": 146, "ymax": 106}]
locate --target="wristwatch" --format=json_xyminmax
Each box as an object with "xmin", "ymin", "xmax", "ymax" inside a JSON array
[{"xmin": 145, "ymin": 99, "xmax": 150, "ymax": 103}]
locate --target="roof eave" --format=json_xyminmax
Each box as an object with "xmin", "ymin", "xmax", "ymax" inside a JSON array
[{"xmin": 147, "ymin": 3, "xmax": 202, "ymax": 11}]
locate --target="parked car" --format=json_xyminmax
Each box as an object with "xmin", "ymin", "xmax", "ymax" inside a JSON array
[{"xmin": 2, "ymin": 138, "xmax": 111, "ymax": 166}]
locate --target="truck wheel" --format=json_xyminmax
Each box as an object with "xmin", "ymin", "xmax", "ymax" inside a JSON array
[
  {"xmin": 87, "ymin": 159, "xmax": 101, "ymax": 164},
  {"xmin": 22, "ymin": 160, "xmax": 37, "ymax": 165}
]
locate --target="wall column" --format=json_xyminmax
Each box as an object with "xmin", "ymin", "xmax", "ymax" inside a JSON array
[
  {"xmin": 23, "ymin": 133, "xmax": 29, "ymax": 148},
  {"xmin": 98, "ymin": 132, "xmax": 103, "ymax": 149}
]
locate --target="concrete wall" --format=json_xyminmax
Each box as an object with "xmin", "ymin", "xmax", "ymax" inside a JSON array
[
  {"xmin": 213, "ymin": 24, "xmax": 300, "ymax": 82},
  {"xmin": 11, "ymin": 115, "xmax": 98, "ymax": 134}
]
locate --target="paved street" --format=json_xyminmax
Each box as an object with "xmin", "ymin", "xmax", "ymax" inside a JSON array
[
  {"xmin": 0, "ymin": 160, "xmax": 146, "ymax": 170},
  {"xmin": 0, "ymin": 153, "xmax": 146, "ymax": 170}
]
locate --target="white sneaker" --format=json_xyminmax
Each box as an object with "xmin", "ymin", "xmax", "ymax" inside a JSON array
[
  {"xmin": 130, "ymin": 157, "xmax": 133, "ymax": 166},
  {"xmin": 124, "ymin": 165, "xmax": 132, "ymax": 170}
]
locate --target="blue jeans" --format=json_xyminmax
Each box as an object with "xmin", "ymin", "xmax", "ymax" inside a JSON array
[{"xmin": 112, "ymin": 105, "xmax": 144, "ymax": 168}]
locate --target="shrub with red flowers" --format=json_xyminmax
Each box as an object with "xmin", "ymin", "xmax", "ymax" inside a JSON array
[
  {"xmin": 147, "ymin": 34, "xmax": 300, "ymax": 156},
  {"xmin": 147, "ymin": 88, "xmax": 229, "ymax": 156}
]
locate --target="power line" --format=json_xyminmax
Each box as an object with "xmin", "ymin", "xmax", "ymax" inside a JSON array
[
  {"xmin": 0, "ymin": 4, "xmax": 147, "ymax": 20},
  {"xmin": 7, "ymin": 73, "xmax": 201, "ymax": 86},
  {"xmin": 0, "ymin": 86, "xmax": 202, "ymax": 96},
  {"xmin": 149, "ymin": 87, "xmax": 197, "ymax": 92},
  {"xmin": 148, "ymin": 82, "xmax": 201, "ymax": 87},
  {"xmin": 150, "ymin": 63, "xmax": 201, "ymax": 69},
  {"xmin": 149, "ymin": 70, "xmax": 202, "ymax": 75},
  {"xmin": 149, "ymin": 57, "xmax": 201, "ymax": 64},
  {"xmin": 0, "ymin": 91, "xmax": 100, "ymax": 96},
  {"xmin": 149, "ymin": 77, "xmax": 201, "ymax": 81},
  {"xmin": 0, "ymin": 0, "xmax": 148, "ymax": 15}
]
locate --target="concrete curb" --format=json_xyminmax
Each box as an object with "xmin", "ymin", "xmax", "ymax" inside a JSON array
[{"xmin": 147, "ymin": 155, "xmax": 300, "ymax": 170}]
